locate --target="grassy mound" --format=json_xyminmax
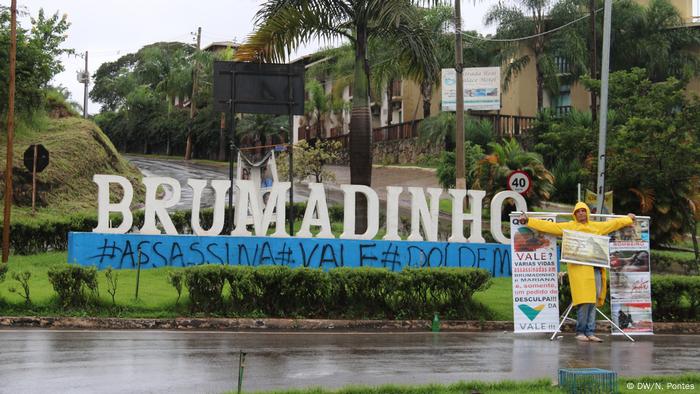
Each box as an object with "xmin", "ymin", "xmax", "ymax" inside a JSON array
[{"xmin": 0, "ymin": 116, "xmax": 144, "ymax": 220}]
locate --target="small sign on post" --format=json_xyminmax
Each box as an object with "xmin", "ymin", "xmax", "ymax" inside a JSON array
[
  {"xmin": 23, "ymin": 144, "xmax": 49, "ymax": 214},
  {"xmin": 507, "ymin": 170, "xmax": 531, "ymax": 195}
]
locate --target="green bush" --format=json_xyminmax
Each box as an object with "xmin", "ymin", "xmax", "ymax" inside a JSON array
[
  {"xmin": 181, "ymin": 265, "xmax": 493, "ymax": 319},
  {"xmin": 652, "ymin": 275, "xmax": 700, "ymax": 322},
  {"xmin": 0, "ymin": 263, "xmax": 7, "ymax": 283},
  {"xmin": 184, "ymin": 265, "xmax": 227, "ymax": 313},
  {"xmin": 651, "ymin": 251, "xmax": 698, "ymax": 274},
  {"xmin": 47, "ymin": 264, "xmax": 99, "ymax": 308}
]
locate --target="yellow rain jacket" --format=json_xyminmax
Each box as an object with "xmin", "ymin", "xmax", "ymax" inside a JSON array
[{"xmin": 526, "ymin": 202, "xmax": 633, "ymax": 306}]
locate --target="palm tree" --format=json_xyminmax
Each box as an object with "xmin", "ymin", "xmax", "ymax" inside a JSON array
[
  {"xmin": 486, "ymin": 0, "xmax": 557, "ymax": 111},
  {"xmin": 237, "ymin": 0, "xmax": 439, "ymax": 230},
  {"xmin": 474, "ymin": 139, "xmax": 555, "ymax": 207},
  {"xmin": 303, "ymin": 79, "xmax": 331, "ymax": 139}
]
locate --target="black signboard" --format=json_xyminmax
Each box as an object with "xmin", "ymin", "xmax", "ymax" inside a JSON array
[
  {"xmin": 213, "ymin": 61, "xmax": 305, "ymax": 115},
  {"xmin": 23, "ymin": 144, "xmax": 49, "ymax": 173}
]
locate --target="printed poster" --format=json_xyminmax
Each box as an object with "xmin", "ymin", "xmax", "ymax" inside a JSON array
[
  {"xmin": 441, "ymin": 67, "xmax": 501, "ymax": 111},
  {"xmin": 609, "ymin": 218, "xmax": 653, "ymax": 335},
  {"xmin": 561, "ymin": 230, "xmax": 610, "ymax": 268},
  {"xmin": 510, "ymin": 214, "xmax": 559, "ymax": 333}
]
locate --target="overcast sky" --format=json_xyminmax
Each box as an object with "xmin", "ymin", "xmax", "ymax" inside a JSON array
[{"xmin": 18, "ymin": 0, "xmax": 494, "ymax": 114}]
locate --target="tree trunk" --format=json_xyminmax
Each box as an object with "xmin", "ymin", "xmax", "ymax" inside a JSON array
[
  {"xmin": 692, "ymin": 220, "xmax": 699, "ymax": 263},
  {"xmin": 350, "ymin": 26, "xmax": 372, "ymax": 233},
  {"xmin": 421, "ymin": 81, "xmax": 432, "ymax": 119},
  {"xmin": 386, "ymin": 79, "xmax": 394, "ymax": 126},
  {"xmin": 536, "ymin": 61, "xmax": 544, "ymax": 111}
]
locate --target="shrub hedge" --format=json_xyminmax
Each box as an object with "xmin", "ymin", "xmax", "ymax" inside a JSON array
[
  {"xmin": 181, "ymin": 265, "xmax": 492, "ymax": 319},
  {"xmin": 47, "ymin": 264, "xmax": 99, "ymax": 308},
  {"xmin": 651, "ymin": 275, "xmax": 700, "ymax": 322}
]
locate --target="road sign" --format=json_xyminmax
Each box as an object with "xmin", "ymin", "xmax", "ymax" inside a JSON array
[
  {"xmin": 23, "ymin": 144, "xmax": 49, "ymax": 173},
  {"xmin": 507, "ymin": 170, "xmax": 531, "ymax": 195}
]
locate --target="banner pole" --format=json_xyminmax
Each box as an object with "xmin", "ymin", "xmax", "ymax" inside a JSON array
[{"xmin": 550, "ymin": 303, "xmax": 574, "ymax": 341}]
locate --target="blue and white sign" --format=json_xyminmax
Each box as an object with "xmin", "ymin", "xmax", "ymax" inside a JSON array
[
  {"xmin": 441, "ymin": 67, "xmax": 501, "ymax": 111},
  {"xmin": 68, "ymin": 232, "xmax": 514, "ymax": 276}
]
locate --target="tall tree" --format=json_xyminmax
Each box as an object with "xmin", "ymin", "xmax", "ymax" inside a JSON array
[
  {"xmin": 238, "ymin": 0, "xmax": 439, "ymax": 230},
  {"xmin": 486, "ymin": 0, "xmax": 558, "ymax": 111}
]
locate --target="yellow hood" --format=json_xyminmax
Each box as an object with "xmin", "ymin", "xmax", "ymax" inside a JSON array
[{"xmin": 572, "ymin": 202, "xmax": 590, "ymax": 223}]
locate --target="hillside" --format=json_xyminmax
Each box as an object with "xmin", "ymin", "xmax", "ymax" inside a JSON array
[{"xmin": 0, "ymin": 116, "xmax": 144, "ymax": 220}]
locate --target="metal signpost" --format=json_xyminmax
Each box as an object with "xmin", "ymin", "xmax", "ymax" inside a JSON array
[
  {"xmin": 23, "ymin": 144, "xmax": 50, "ymax": 215},
  {"xmin": 213, "ymin": 61, "xmax": 305, "ymax": 234}
]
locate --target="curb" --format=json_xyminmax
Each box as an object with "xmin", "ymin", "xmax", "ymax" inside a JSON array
[{"xmin": 1, "ymin": 317, "xmax": 699, "ymax": 333}]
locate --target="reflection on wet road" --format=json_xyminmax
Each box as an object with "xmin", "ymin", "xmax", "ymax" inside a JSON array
[{"xmin": 1, "ymin": 330, "xmax": 698, "ymax": 393}]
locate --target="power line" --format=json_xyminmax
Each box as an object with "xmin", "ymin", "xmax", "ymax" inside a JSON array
[{"xmin": 465, "ymin": 7, "xmax": 604, "ymax": 43}]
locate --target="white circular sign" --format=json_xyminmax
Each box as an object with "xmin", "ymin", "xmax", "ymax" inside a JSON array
[{"xmin": 507, "ymin": 170, "xmax": 531, "ymax": 195}]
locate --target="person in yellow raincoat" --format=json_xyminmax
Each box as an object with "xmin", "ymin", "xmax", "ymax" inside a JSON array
[{"xmin": 519, "ymin": 202, "xmax": 635, "ymax": 342}]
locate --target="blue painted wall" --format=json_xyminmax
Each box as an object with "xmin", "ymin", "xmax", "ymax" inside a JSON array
[{"xmin": 67, "ymin": 232, "xmax": 513, "ymax": 277}]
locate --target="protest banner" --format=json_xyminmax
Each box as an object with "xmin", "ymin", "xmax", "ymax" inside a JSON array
[
  {"xmin": 609, "ymin": 217, "xmax": 653, "ymax": 335},
  {"xmin": 510, "ymin": 214, "xmax": 559, "ymax": 333},
  {"xmin": 560, "ymin": 230, "xmax": 610, "ymax": 268}
]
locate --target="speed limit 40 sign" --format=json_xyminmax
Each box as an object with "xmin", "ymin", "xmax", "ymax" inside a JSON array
[{"xmin": 507, "ymin": 170, "xmax": 531, "ymax": 195}]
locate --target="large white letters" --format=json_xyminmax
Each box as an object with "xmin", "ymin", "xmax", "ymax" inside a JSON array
[
  {"xmin": 448, "ymin": 189, "xmax": 486, "ymax": 243},
  {"xmin": 93, "ymin": 175, "xmax": 134, "ymax": 234},
  {"xmin": 339, "ymin": 185, "xmax": 379, "ymax": 240},
  {"xmin": 407, "ymin": 187, "xmax": 442, "ymax": 242},
  {"xmin": 232, "ymin": 180, "xmax": 290, "ymax": 237},
  {"xmin": 92, "ymin": 175, "xmax": 528, "ymax": 244},
  {"xmin": 490, "ymin": 190, "xmax": 528, "ymax": 244},
  {"xmin": 296, "ymin": 183, "xmax": 333, "ymax": 238},
  {"xmin": 141, "ymin": 177, "xmax": 181, "ymax": 235},
  {"xmin": 188, "ymin": 179, "xmax": 229, "ymax": 236}
]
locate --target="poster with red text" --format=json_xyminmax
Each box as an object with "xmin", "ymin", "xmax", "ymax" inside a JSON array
[
  {"xmin": 609, "ymin": 217, "xmax": 653, "ymax": 335},
  {"xmin": 511, "ymin": 214, "xmax": 559, "ymax": 333}
]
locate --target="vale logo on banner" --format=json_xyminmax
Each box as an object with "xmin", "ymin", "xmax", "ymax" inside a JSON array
[{"xmin": 518, "ymin": 304, "xmax": 545, "ymax": 321}]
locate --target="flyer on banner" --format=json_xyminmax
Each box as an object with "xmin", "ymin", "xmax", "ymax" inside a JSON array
[
  {"xmin": 560, "ymin": 230, "xmax": 610, "ymax": 268},
  {"xmin": 609, "ymin": 218, "xmax": 653, "ymax": 335},
  {"xmin": 510, "ymin": 214, "xmax": 559, "ymax": 333}
]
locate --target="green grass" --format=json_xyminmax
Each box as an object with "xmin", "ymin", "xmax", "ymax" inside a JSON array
[
  {"xmin": 0, "ymin": 116, "xmax": 144, "ymax": 219},
  {"xmin": 241, "ymin": 374, "xmax": 700, "ymax": 394},
  {"xmin": 0, "ymin": 252, "xmax": 188, "ymax": 318},
  {"xmin": 473, "ymin": 277, "xmax": 513, "ymax": 320}
]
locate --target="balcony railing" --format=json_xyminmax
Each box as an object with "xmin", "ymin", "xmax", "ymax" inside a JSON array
[{"xmin": 471, "ymin": 113, "xmax": 537, "ymax": 137}]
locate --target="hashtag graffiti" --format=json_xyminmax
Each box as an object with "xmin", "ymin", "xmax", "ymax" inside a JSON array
[
  {"xmin": 381, "ymin": 243, "xmax": 402, "ymax": 271},
  {"xmin": 89, "ymin": 239, "xmax": 123, "ymax": 265},
  {"xmin": 276, "ymin": 243, "xmax": 295, "ymax": 266}
]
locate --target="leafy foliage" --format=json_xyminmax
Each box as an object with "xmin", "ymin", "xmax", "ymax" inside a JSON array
[
  {"xmin": 599, "ymin": 69, "xmax": 700, "ymax": 245},
  {"xmin": 47, "ymin": 265, "xmax": 99, "ymax": 308},
  {"xmin": 435, "ymin": 142, "xmax": 485, "ymax": 190},
  {"xmin": 474, "ymin": 139, "xmax": 555, "ymax": 206},
  {"xmin": 8, "ymin": 271, "xmax": 31, "ymax": 305},
  {"xmin": 277, "ymin": 139, "xmax": 344, "ymax": 183},
  {"xmin": 0, "ymin": 8, "xmax": 73, "ymax": 120},
  {"xmin": 182, "ymin": 265, "xmax": 492, "ymax": 320}
]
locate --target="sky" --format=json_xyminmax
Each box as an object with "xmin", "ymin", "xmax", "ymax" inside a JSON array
[{"xmin": 17, "ymin": 0, "xmax": 494, "ymax": 115}]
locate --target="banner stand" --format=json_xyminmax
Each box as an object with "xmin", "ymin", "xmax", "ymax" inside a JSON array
[{"xmin": 549, "ymin": 303, "xmax": 635, "ymax": 342}]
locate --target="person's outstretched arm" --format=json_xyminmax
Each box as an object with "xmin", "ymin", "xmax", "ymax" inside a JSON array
[
  {"xmin": 518, "ymin": 213, "xmax": 566, "ymax": 236},
  {"xmin": 594, "ymin": 213, "xmax": 636, "ymax": 235}
]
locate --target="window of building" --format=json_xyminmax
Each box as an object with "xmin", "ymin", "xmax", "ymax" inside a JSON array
[{"xmin": 553, "ymin": 84, "xmax": 572, "ymax": 116}]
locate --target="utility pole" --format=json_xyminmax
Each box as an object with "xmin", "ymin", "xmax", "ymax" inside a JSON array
[
  {"xmin": 2, "ymin": 0, "xmax": 17, "ymax": 263},
  {"xmin": 595, "ymin": 0, "xmax": 613, "ymax": 215},
  {"xmin": 589, "ymin": 0, "xmax": 598, "ymax": 122},
  {"xmin": 185, "ymin": 26, "xmax": 201, "ymax": 161},
  {"xmin": 454, "ymin": 0, "xmax": 466, "ymax": 189},
  {"xmin": 83, "ymin": 51, "xmax": 89, "ymax": 118}
]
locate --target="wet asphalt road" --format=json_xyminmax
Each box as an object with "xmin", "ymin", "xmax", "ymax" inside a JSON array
[
  {"xmin": 1, "ymin": 330, "xmax": 698, "ymax": 393},
  {"xmin": 125, "ymin": 156, "xmax": 440, "ymax": 214}
]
